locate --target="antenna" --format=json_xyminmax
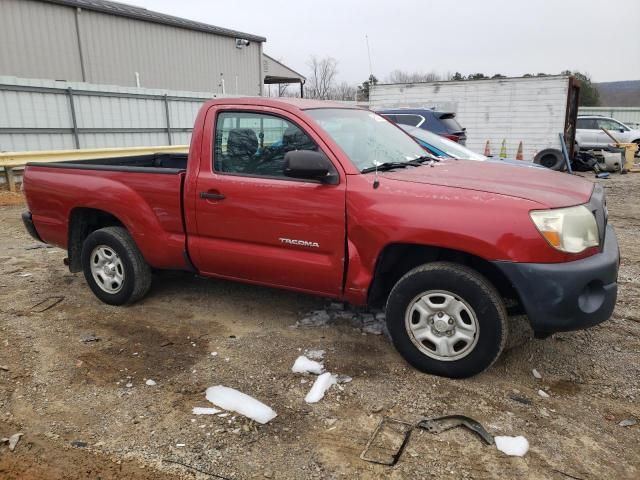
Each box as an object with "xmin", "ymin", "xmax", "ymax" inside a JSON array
[
  {"xmin": 366, "ymin": 34, "xmax": 380, "ymax": 189},
  {"xmin": 366, "ymin": 34, "xmax": 374, "ymax": 81}
]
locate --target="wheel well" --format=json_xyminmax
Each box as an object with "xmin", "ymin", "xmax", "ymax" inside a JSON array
[
  {"xmin": 367, "ymin": 243, "xmax": 523, "ymax": 313},
  {"xmin": 68, "ymin": 208, "xmax": 124, "ymax": 272}
]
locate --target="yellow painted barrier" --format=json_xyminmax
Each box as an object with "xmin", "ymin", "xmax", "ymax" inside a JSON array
[{"xmin": 1, "ymin": 145, "xmax": 189, "ymax": 192}]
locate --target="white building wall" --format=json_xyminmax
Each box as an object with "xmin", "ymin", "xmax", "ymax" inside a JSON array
[{"xmin": 370, "ymin": 76, "xmax": 571, "ymax": 160}]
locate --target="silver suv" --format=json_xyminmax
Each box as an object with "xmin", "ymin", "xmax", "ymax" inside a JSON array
[{"xmin": 576, "ymin": 115, "xmax": 640, "ymax": 150}]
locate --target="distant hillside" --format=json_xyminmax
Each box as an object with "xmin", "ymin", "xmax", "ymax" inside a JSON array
[{"xmin": 595, "ymin": 80, "xmax": 640, "ymax": 106}]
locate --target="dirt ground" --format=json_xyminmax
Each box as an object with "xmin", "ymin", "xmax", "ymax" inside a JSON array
[{"xmin": 0, "ymin": 173, "xmax": 638, "ymax": 480}]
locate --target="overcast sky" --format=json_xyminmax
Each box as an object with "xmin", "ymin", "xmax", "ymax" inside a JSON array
[{"xmin": 131, "ymin": 0, "xmax": 639, "ymax": 84}]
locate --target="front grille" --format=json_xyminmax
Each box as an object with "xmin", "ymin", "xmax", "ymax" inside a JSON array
[{"xmin": 587, "ymin": 184, "xmax": 607, "ymax": 249}]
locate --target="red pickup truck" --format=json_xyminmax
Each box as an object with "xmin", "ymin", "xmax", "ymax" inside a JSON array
[{"xmin": 22, "ymin": 98, "xmax": 619, "ymax": 378}]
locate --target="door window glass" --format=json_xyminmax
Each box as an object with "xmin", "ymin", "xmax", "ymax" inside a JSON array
[
  {"xmin": 597, "ymin": 119, "xmax": 627, "ymax": 132},
  {"xmin": 577, "ymin": 118, "xmax": 597, "ymax": 129},
  {"xmin": 214, "ymin": 111, "xmax": 318, "ymax": 178}
]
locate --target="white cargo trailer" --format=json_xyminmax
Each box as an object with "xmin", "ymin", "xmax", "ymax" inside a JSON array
[{"xmin": 369, "ymin": 75, "xmax": 580, "ymax": 169}]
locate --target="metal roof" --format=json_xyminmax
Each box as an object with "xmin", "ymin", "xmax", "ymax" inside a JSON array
[{"xmin": 39, "ymin": 0, "xmax": 266, "ymax": 42}]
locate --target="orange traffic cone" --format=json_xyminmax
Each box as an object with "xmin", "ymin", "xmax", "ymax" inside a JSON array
[
  {"xmin": 515, "ymin": 141, "xmax": 524, "ymax": 160},
  {"xmin": 499, "ymin": 139, "xmax": 507, "ymax": 158},
  {"xmin": 484, "ymin": 140, "xmax": 491, "ymax": 156}
]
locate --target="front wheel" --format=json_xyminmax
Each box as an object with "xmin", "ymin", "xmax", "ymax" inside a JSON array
[
  {"xmin": 385, "ymin": 262, "xmax": 508, "ymax": 378},
  {"xmin": 81, "ymin": 226, "xmax": 152, "ymax": 305}
]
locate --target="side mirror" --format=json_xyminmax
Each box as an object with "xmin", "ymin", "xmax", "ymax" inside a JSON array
[
  {"xmin": 619, "ymin": 128, "xmax": 625, "ymax": 133},
  {"xmin": 284, "ymin": 150, "xmax": 338, "ymax": 184}
]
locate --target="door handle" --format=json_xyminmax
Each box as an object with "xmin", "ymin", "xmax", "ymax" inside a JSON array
[{"xmin": 200, "ymin": 191, "xmax": 225, "ymax": 200}]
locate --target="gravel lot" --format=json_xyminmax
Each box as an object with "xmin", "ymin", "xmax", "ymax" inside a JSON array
[{"xmin": 1, "ymin": 173, "xmax": 639, "ymax": 479}]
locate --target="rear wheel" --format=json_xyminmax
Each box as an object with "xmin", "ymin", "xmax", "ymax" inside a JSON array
[
  {"xmin": 81, "ymin": 226, "xmax": 151, "ymax": 305},
  {"xmin": 385, "ymin": 262, "xmax": 508, "ymax": 378}
]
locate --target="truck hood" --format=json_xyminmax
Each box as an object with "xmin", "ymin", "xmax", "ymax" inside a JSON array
[{"xmin": 381, "ymin": 159, "xmax": 594, "ymax": 208}]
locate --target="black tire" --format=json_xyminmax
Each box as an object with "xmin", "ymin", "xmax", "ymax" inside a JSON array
[
  {"xmin": 385, "ymin": 262, "xmax": 507, "ymax": 378},
  {"xmin": 81, "ymin": 226, "xmax": 152, "ymax": 305},
  {"xmin": 534, "ymin": 148, "xmax": 565, "ymax": 171}
]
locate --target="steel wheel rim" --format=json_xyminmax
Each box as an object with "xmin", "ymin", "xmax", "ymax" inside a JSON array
[
  {"xmin": 404, "ymin": 290, "xmax": 479, "ymax": 361},
  {"xmin": 90, "ymin": 245, "xmax": 125, "ymax": 294}
]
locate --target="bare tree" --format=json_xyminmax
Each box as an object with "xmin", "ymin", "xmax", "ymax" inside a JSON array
[
  {"xmin": 306, "ymin": 55, "xmax": 339, "ymax": 99},
  {"xmin": 386, "ymin": 70, "xmax": 443, "ymax": 84},
  {"xmin": 277, "ymin": 83, "xmax": 289, "ymax": 97},
  {"xmin": 330, "ymin": 82, "xmax": 357, "ymax": 101}
]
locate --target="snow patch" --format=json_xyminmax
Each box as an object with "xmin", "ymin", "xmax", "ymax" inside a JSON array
[
  {"xmin": 205, "ymin": 386, "xmax": 277, "ymax": 424},
  {"xmin": 192, "ymin": 407, "xmax": 222, "ymax": 415},
  {"xmin": 495, "ymin": 435, "xmax": 529, "ymax": 457},
  {"xmin": 305, "ymin": 372, "xmax": 337, "ymax": 403},
  {"xmin": 291, "ymin": 355, "xmax": 324, "ymax": 375}
]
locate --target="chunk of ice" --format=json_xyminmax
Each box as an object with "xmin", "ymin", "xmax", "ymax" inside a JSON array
[
  {"xmin": 297, "ymin": 310, "xmax": 330, "ymax": 327},
  {"xmin": 305, "ymin": 372, "xmax": 337, "ymax": 403},
  {"xmin": 192, "ymin": 407, "xmax": 222, "ymax": 415},
  {"xmin": 532, "ymin": 369, "xmax": 542, "ymax": 379},
  {"xmin": 205, "ymin": 386, "xmax": 277, "ymax": 424},
  {"xmin": 305, "ymin": 349, "xmax": 325, "ymax": 361},
  {"xmin": 537, "ymin": 389, "xmax": 550, "ymax": 398},
  {"xmin": 495, "ymin": 435, "xmax": 529, "ymax": 457},
  {"xmin": 291, "ymin": 355, "xmax": 324, "ymax": 375},
  {"xmin": 145, "ymin": 379, "xmax": 157, "ymax": 386}
]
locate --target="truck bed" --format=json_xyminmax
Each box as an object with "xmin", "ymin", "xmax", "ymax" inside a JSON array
[
  {"xmin": 29, "ymin": 153, "xmax": 188, "ymax": 173},
  {"xmin": 24, "ymin": 152, "xmax": 189, "ymax": 271}
]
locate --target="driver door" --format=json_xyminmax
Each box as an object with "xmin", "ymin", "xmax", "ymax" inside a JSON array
[{"xmin": 189, "ymin": 107, "xmax": 346, "ymax": 297}]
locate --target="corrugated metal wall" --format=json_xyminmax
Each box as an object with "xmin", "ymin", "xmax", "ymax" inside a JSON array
[
  {"xmin": 0, "ymin": 0, "xmax": 84, "ymax": 82},
  {"xmin": 0, "ymin": 0, "xmax": 262, "ymax": 95},
  {"xmin": 370, "ymin": 76, "xmax": 571, "ymax": 159},
  {"xmin": 579, "ymin": 107, "xmax": 640, "ymax": 128},
  {"xmin": 0, "ymin": 76, "xmax": 221, "ymax": 152}
]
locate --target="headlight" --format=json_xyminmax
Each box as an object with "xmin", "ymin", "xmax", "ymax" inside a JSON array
[{"xmin": 530, "ymin": 205, "xmax": 599, "ymax": 253}]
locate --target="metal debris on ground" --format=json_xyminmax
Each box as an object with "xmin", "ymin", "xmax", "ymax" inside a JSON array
[
  {"xmin": 510, "ymin": 394, "xmax": 532, "ymax": 405},
  {"xmin": 31, "ymin": 296, "xmax": 64, "ymax": 313},
  {"xmin": 24, "ymin": 243, "xmax": 52, "ymax": 250},
  {"xmin": 162, "ymin": 458, "xmax": 233, "ymax": 480},
  {"xmin": 360, "ymin": 415, "xmax": 494, "ymax": 466},
  {"xmin": 80, "ymin": 333, "xmax": 100, "ymax": 343}
]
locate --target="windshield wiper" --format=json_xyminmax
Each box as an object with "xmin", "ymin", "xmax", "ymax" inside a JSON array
[{"xmin": 361, "ymin": 162, "xmax": 412, "ymax": 173}]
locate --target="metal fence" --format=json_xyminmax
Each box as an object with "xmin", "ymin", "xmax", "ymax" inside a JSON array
[{"xmin": 0, "ymin": 76, "xmax": 225, "ymax": 152}]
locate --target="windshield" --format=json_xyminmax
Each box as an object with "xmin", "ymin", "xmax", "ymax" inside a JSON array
[
  {"xmin": 400, "ymin": 125, "xmax": 487, "ymax": 161},
  {"xmin": 305, "ymin": 108, "xmax": 427, "ymax": 172}
]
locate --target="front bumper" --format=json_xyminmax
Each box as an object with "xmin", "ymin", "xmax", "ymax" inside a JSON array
[
  {"xmin": 494, "ymin": 225, "xmax": 619, "ymax": 335},
  {"xmin": 22, "ymin": 211, "xmax": 43, "ymax": 243}
]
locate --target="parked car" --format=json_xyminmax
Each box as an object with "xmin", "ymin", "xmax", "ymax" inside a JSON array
[
  {"xmin": 378, "ymin": 108, "xmax": 467, "ymax": 145},
  {"xmin": 576, "ymin": 115, "xmax": 640, "ymax": 150},
  {"xmin": 22, "ymin": 98, "xmax": 618, "ymax": 379},
  {"xmin": 397, "ymin": 124, "xmax": 545, "ymax": 168}
]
